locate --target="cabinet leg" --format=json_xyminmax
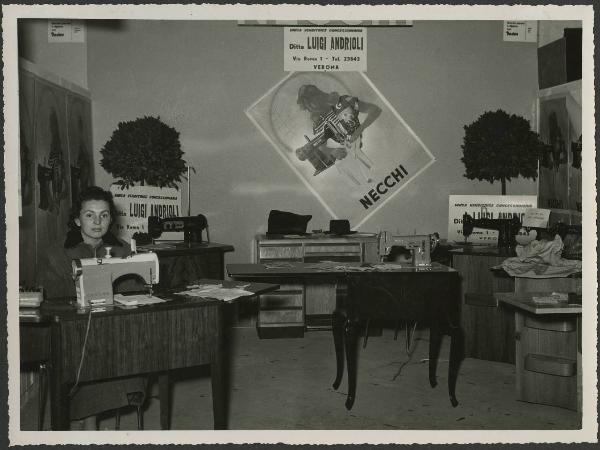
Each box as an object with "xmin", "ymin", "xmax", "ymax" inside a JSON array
[
  {"xmin": 332, "ymin": 309, "xmax": 346, "ymax": 390},
  {"xmin": 429, "ymin": 324, "xmax": 442, "ymax": 389},
  {"xmin": 344, "ymin": 318, "xmax": 360, "ymax": 410},
  {"xmin": 448, "ymin": 326, "xmax": 464, "ymax": 407},
  {"xmin": 158, "ymin": 372, "xmax": 170, "ymax": 430}
]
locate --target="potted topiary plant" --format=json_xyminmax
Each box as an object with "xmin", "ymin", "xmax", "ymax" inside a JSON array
[
  {"xmin": 101, "ymin": 116, "xmax": 188, "ymax": 241},
  {"xmin": 100, "ymin": 115, "xmax": 186, "ymax": 188},
  {"xmin": 461, "ymin": 109, "xmax": 549, "ymax": 194}
]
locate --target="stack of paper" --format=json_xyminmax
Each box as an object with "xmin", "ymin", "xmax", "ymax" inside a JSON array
[
  {"xmin": 19, "ymin": 291, "xmax": 43, "ymax": 308},
  {"xmin": 19, "ymin": 309, "xmax": 41, "ymax": 318},
  {"xmin": 531, "ymin": 292, "xmax": 569, "ymax": 305}
]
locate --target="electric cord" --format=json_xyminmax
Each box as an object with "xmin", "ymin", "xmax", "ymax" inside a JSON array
[
  {"xmin": 69, "ymin": 244, "xmax": 106, "ymax": 397},
  {"xmin": 405, "ymin": 320, "xmax": 418, "ymax": 355},
  {"xmin": 68, "ymin": 305, "xmax": 94, "ymax": 398},
  {"xmin": 392, "ymin": 320, "xmax": 419, "ymax": 381}
]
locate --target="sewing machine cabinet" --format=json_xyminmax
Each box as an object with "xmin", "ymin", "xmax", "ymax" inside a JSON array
[
  {"xmin": 451, "ymin": 248, "xmax": 516, "ymax": 364},
  {"xmin": 142, "ymin": 242, "xmax": 235, "ymax": 289},
  {"xmin": 254, "ymin": 234, "xmax": 379, "ymax": 337}
]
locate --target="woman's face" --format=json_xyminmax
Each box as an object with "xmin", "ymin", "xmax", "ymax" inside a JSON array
[{"xmin": 75, "ymin": 199, "xmax": 111, "ymax": 245}]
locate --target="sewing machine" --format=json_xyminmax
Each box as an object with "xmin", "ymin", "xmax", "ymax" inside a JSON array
[
  {"xmin": 148, "ymin": 215, "xmax": 210, "ymax": 246},
  {"xmin": 378, "ymin": 232, "xmax": 439, "ymax": 266},
  {"xmin": 462, "ymin": 213, "xmax": 522, "ymax": 248},
  {"xmin": 72, "ymin": 252, "xmax": 159, "ymax": 308}
]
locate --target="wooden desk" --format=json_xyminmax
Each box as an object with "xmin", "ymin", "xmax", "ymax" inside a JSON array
[
  {"xmin": 19, "ymin": 280, "xmax": 278, "ymax": 430},
  {"xmin": 496, "ymin": 292, "xmax": 582, "ymax": 411},
  {"xmin": 254, "ymin": 234, "xmax": 379, "ymax": 334},
  {"xmin": 227, "ymin": 262, "xmax": 462, "ymax": 410}
]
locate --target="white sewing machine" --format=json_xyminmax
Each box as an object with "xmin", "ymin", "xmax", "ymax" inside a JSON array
[
  {"xmin": 378, "ymin": 232, "xmax": 439, "ymax": 267},
  {"xmin": 72, "ymin": 252, "xmax": 159, "ymax": 308}
]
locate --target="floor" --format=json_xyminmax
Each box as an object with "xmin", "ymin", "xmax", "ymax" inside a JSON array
[{"xmin": 21, "ymin": 325, "xmax": 581, "ymax": 431}]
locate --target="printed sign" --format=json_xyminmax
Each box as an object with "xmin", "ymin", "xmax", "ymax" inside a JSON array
[
  {"xmin": 110, "ymin": 185, "xmax": 182, "ymax": 241},
  {"xmin": 448, "ymin": 195, "xmax": 537, "ymax": 244},
  {"xmin": 48, "ymin": 20, "xmax": 86, "ymax": 43},
  {"xmin": 522, "ymin": 208, "xmax": 551, "ymax": 228},
  {"xmin": 247, "ymin": 71, "xmax": 435, "ymax": 228},
  {"xmin": 503, "ymin": 21, "xmax": 537, "ymax": 42},
  {"xmin": 284, "ymin": 27, "xmax": 367, "ymax": 71}
]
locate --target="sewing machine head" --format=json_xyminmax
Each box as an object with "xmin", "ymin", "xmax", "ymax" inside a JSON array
[
  {"xmin": 72, "ymin": 252, "xmax": 159, "ymax": 308},
  {"xmin": 379, "ymin": 232, "xmax": 439, "ymax": 266},
  {"xmin": 462, "ymin": 213, "xmax": 521, "ymax": 248},
  {"xmin": 148, "ymin": 215, "xmax": 209, "ymax": 246}
]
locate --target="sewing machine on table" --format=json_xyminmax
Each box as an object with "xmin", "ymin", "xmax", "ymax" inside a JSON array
[
  {"xmin": 72, "ymin": 252, "xmax": 159, "ymax": 308},
  {"xmin": 148, "ymin": 215, "xmax": 210, "ymax": 246},
  {"xmin": 378, "ymin": 232, "xmax": 439, "ymax": 266},
  {"xmin": 462, "ymin": 213, "xmax": 522, "ymax": 248}
]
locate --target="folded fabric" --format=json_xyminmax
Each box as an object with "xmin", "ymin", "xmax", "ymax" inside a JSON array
[{"xmin": 502, "ymin": 235, "xmax": 582, "ymax": 278}]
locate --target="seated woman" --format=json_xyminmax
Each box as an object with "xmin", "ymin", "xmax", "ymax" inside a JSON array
[{"xmin": 40, "ymin": 186, "xmax": 147, "ymax": 430}]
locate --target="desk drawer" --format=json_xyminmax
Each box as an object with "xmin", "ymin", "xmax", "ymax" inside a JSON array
[
  {"xmin": 260, "ymin": 291, "xmax": 303, "ymax": 309},
  {"xmin": 259, "ymin": 245, "xmax": 303, "ymax": 261},
  {"xmin": 259, "ymin": 309, "xmax": 303, "ymax": 324},
  {"xmin": 304, "ymin": 244, "xmax": 362, "ymax": 255}
]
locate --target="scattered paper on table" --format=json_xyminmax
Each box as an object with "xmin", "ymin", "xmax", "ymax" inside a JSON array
[
  {"xmin": 175, "ymin": 286, "xmax": 255, "ymax": 302},
  {"xmin": 114, "ymin": 294, "xmax": 167, "ymax": 306},
  {"xmin": 185, "ymin": 283, "xmax": 223, "ymax": 293},
  {"xmin": 264, "ymin": 262, "xmax": 294, "ymax": 269},
  {"xmin": 305, "ymin": 261, "xmax": 376, "ymax": 271},
  {"xmin": 371, "ymin": 263, "xmax": 407, "ymax": 271}
]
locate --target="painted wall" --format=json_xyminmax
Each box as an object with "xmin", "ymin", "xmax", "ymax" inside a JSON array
[
  {"xmin": 87, "ymin": 20, "xmax": 539, "ymax": 264},
  {"xmin": 18, "ymin": 19, "xmax": 88, "ymax": 88},
  {"xmin": 538, "ymin": 20, "xmax": 582, "ymax": 47}
]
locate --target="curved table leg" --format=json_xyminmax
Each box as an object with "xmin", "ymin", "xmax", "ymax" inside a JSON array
[
  {"xmin": 448, "ymin": 325, "xmax": 464, "ymax": 407},
  {"xmin": 332, "ymin": 308, "xmax": 346, "ymax": 390},
  {"xmin": 344, "ymin": 318, "xmax": 361, "ymax": 410},
  {"xmin": 428, "ymin": 321, "xmax": 442, "ymax": 389}
]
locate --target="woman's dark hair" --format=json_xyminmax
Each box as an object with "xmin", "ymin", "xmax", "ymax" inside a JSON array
[{"xmin": 68, "ymin": 186, "xmax": 117, "ymax": 230}]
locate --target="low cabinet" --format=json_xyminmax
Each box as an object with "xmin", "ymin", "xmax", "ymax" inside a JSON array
[{"xmin": 255, "ymin": 234, "xmax": 378, "ymax": 337}]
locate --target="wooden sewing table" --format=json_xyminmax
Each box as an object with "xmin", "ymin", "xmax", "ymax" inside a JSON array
[{"xmin": 19, "ymin": 280, "xmax": 278, "ymax": 430}]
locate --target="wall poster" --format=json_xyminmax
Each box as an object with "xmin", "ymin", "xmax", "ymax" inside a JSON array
[
  {"xmin": 246, "ymin": 71, "xmax": 435, "ymax": 227},
  {"xmin": 66, "ymin": 93, "xmax": 95, "ymax": 211},
  {"xmin": 537, "ymin": 82, "xmax": 582, "ymax": 225}
]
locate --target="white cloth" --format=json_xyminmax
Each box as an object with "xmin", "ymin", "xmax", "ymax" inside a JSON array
[{"xmin": 502, "ymin": 235, "xmax": 582, "ymax": 278}]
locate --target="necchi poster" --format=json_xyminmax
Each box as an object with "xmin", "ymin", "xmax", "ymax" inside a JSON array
[
  {"xmin": 110, "ymin": 185, "xmax": 182, "ymax": 241},
  {"xmin": 448, "ymin": 194, "xmax": 537, "ymax": 245},
  {"xmin": 246, "ymin": 71, "xmax": 435, "ymax": 227},
  {"xmin": 284, "ymin": 27, "xmax": 367, "ymax": 72}
]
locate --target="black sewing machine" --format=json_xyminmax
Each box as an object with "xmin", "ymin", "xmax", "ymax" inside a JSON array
[
  {"xmin": 147, "ymin": 215, "xmax": 210, "ymax": 246},
  {"xmin": 462, "ymin": 213, "xmax": 522, "ymax": 248}
]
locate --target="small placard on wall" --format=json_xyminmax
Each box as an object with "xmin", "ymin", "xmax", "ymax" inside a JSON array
[
  {"xmin": 48, "ymin": 20, "xmax": 86, "ymax": 43},
  {"xmin": 284, "ymin": 27, "xmax": 367, "ymax": 72},
  {"xmin": 503, "ymin": 21, "xmax": 537, "ymax": 42}
]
